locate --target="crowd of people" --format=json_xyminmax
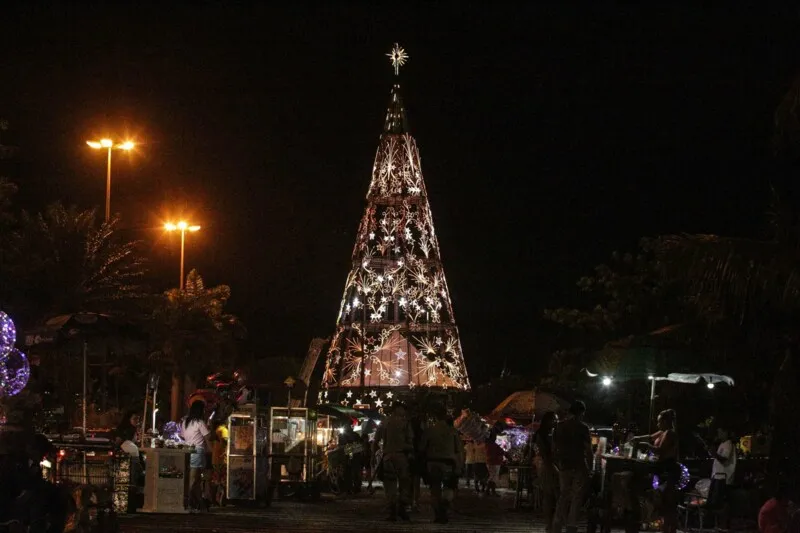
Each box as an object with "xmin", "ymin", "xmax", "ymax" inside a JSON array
[
  {"xmin": 341, "ymin": 399, "xmax": 681, "ymax": 528},
  {"xmin": 3, "ymin": 393, "xmax": 795, "ymax": 532}
]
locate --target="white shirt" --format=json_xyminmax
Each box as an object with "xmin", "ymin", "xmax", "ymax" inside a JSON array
[
  {"xmin": 181, "ymin": 419, "xmax": 210, "ymax": 449},
  {"xmin": 711, "ymin": 439, "xmax": 737, "ymax": 485}
]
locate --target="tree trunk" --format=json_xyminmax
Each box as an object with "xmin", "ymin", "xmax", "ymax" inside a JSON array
[
  {"xmin": 184, "ymin": 375, "xmax": 197, "ymax": 403},
  {"xmin": 767, "ymin": 344, "xmax": 800, "ymax": 490},
  {"xmin": 170, "ymin": 371, "xmax": 182, "ymax": 422}
]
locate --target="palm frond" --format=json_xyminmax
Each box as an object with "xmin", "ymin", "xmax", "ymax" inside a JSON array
[
  {"xmin": 653, "ymin": 233, "xmax": 800, "ymax": 321},
  {"xmin": 4, "ymin": 202, "xmax": 148, "ymax": 320}
]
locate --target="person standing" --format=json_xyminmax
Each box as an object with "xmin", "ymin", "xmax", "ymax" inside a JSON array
[
  {"xmin": 486, "ymin": 434, "xmax": 505, "ymax": 497},
  {"xmin": 421, "ymin": 407, "xmax": 463, "ymax": 524},
  {"xmin": 211, "ymin": 417, "xmax": 229, "ymax": 506},
  {"xmin": 472, "ymin": 438, "xmax": 488, "ymax": 493},
  {"xmin": 410, "ymin": 410, "xmax": 425, "ymax": 510},
  {"xmin": 632, "ymin": 409, "xmax": 679, "ymax": 533},
  {"xmin": 181, "ymin": 400, "xmax": 213, "ymax": 511},
  {"xmin": 710, "ymin": 426, "xmax": 737, "ymax": 486},
  {"xmin": 553, "ymin": 400, "xmax": 592, "ymax": 533},
  {"xmin": 535, "ymin": 411, "xmax": 560, "ymax": 533},
  {"xmin": 464, "ymin": 440, "xmax": 476, "ymax": 488},
  {"xmin": 374, "ymin": 402, "xmax": 414, "ymax": 521}
]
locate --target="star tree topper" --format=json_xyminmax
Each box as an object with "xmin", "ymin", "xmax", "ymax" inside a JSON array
[{"xmin": 387, "ymin": 43, "xmax": 409, "ymax": 76}]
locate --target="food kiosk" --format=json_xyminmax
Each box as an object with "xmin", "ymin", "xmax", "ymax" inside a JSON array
[{"xmin": 140, "ymin": 447, "xmax": 192, "ymax": 513}]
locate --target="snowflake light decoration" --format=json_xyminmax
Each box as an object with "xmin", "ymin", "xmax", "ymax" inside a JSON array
[{"xmin": 321, "ymin": 47, "xmax": 471, "ymax": 404}]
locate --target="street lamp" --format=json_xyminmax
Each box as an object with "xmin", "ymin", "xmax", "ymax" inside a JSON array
[
  {"xmin": 86, "ymin": 138, "xmax": 135, "ymax": 222},
  {"xmin": 164, "ymin": 221, "xmax": 201, "ymax": 290}
]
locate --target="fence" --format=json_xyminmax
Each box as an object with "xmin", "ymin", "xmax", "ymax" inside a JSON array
[{"xmin": 50, "ymin": 444, "xmax": 137, "ymax": 515}]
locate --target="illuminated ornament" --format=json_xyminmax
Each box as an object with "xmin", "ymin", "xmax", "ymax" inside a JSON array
[
  {"xmin": 651, "ymin": 463, "xmax": 691, "ymax": 491},
  {"xmin": 0, "ymin": 311, "xmax": 16, "ymax": 360},
  {"xmin": 0, "ymin": 348, "xmax": 30, "ymax": 397},
  {"xmin": 320, "ymin": 46, "xmax": 471, "ymax": 402},
  {"xmin": 387, "ymin": 43, "xmax": 409, "ymax": 76}
]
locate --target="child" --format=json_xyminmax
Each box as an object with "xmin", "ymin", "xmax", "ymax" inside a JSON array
[{"xmin": 211, "ymin": 418, "xmax": 229, "ymax": 505}]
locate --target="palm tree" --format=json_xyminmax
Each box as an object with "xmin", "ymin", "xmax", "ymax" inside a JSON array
[
  {"xmin": 651, "ymin": 189, "xmax": 800, "ymax": 485},
  {"xmin": 153, "ymin": 269, "xmax": 243, "ymax": 421},
  {"xmin": 2, "ymin": 202, "xmax": 148, "ymax": 323}
]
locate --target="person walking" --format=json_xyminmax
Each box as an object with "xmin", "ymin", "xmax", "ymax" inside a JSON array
[
  {"xmin": 553, "ymin": 400, "xmax": 592, "ymax": 533},
  {"xmin": 421, "ymin": 407, "xmax": 464, "ymax": 524},
  {"xmin": 535, "ymin": 411, "xmax": 559, "ymax": 533},
  {"xmin": 374, "ymin": 402, "xmax": 414, "ymax": 521}
]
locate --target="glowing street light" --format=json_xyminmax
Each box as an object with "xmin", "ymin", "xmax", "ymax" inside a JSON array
[
  {"xmin": 86, "ymin": 138, "xmax": 135, "ymax": 222},
  {"xmin": 164, "ymin": 221, "xmax": 201, "ymax": 290},
  {"xmin": 601, "ymin": 376, "xmax": 612, "ymax": 387}
]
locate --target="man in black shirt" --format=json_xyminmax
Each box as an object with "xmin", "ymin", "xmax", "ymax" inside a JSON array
[{"xmin": 553, "ymin": 400, "xmax": 592, "ymax": 533}]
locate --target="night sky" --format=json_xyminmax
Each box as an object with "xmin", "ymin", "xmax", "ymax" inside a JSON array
[{"xmin": 2, "ymin": 5, "xmax": 799, "ymax": 384}]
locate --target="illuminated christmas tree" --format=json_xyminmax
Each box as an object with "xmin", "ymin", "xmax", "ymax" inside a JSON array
[{"xmin": 320, "ymin": 44, "xmax": 471, "ymax": 407}]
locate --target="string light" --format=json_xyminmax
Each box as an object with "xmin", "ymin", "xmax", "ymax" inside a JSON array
[{"xmin": 651, "ymin": 463, "xmax": 690, "ymax": 491}]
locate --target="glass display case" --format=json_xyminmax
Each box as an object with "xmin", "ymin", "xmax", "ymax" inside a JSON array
[
  {"xmin": 227, "ymin": 413, "xmax": 256, "ymax": 500},
  {"xmin": 269, "ymin": 407, "xmax": 310, "ymax": 483},
  {"xmin": 226, "ymin": 406, "xmax": 269, "ymax": 503}
]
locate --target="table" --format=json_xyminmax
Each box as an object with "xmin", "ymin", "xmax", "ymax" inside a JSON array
[
  {"xmin": 140, "ymin": 447, "xmax": 192, "ymax": 513},
  {"xmin": 593, "ymin": 455, "xmax": 663, "ymax": 533}
]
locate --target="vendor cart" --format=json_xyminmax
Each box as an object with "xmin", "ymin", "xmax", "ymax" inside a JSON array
[
  {"xmin": 268, "ymin": 407, "xmax": 325, "ymax": 499},
  {"xmin": 226, "ymin": 404, "xmax": 270, "ymax": 505}
]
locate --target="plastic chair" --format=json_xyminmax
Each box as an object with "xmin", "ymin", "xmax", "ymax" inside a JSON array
[{"xmin": 678, "ymin": 473, "xmax": 727, "ymax": 532}]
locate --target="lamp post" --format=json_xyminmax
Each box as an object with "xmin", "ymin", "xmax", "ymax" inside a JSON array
[
  {"xmin": 164, "ymin": 221, "xmax": 201, "ymax": 290},
  {"xmin": 86, "ymin": 139, "xmax": 135, "ymax": 222}
]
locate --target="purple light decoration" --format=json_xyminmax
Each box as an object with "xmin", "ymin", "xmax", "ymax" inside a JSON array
[
  {"xmin": 652, "ymin": 463, "xmax": 691, "ymax": 491},
  {"xmin": 162, "ymin": 421, "xmax": 182, "ymax": 441},
  {"xmin": 0, "ymin": 348, "xmax": 30, "ymax": 397},
  {"xmin": 0, "ymin": 311, "xmax": 16, "ymax": 360}
]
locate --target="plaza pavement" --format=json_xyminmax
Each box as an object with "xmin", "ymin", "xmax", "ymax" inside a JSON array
[{"xmin": 119, "ymin": 486, "xmax": 548, "ymax": 533}]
